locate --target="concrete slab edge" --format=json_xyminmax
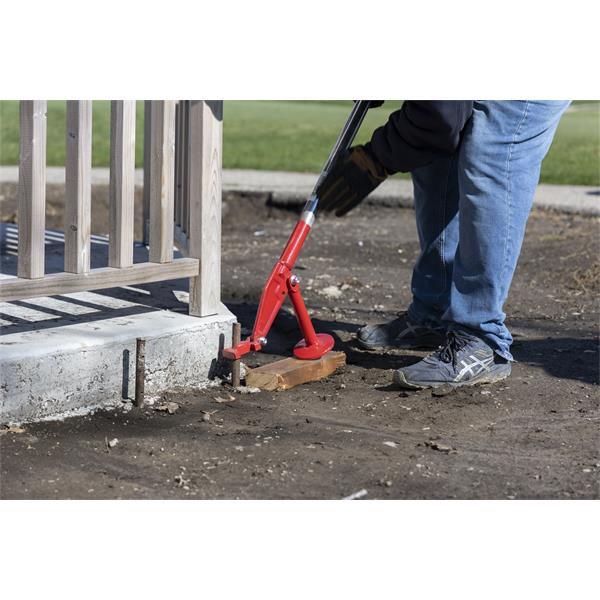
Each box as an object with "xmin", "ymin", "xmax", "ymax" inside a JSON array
[{"xmin": 1, "ymin": 303, "xmax": 236, "ymax": 425}]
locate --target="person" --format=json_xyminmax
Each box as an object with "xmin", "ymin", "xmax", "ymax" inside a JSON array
[{"xmin": 317, "ymin": 100, "xmax": 570, "ymax": 389}]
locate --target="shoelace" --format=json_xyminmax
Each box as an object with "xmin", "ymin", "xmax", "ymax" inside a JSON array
[{"xmin": 437, "ymin": 331, "xmax": 471, "ymax": 369}]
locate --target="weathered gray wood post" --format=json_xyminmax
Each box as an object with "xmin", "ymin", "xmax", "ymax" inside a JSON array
[
  {"xmin": 187, "ymin": 100, "xmax": 223, "ymax": 317},
  {"xmin": 17, "ymin": 100, "xmax": 47, "ymax": 279}
]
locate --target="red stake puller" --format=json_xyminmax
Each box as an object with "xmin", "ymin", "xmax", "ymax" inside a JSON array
[{"xmin": 223, "ymin": 101, "xmax": 373, "ymax": 362}]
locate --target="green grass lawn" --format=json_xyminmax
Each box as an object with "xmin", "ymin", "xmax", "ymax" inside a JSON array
[{"xmin": 1, "ymin": 101, "xmax": 598, "ymax": 185}]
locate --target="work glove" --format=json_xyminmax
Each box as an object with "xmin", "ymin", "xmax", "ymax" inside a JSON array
[{"xmin": 317, "ymin": 144, "xmax": 388, "ymax": 217}]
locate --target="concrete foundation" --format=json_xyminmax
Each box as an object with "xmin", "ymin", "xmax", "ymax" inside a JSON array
[{"xmin": 0, "ymin": 224, "xmax": 235, "ymax": 424}]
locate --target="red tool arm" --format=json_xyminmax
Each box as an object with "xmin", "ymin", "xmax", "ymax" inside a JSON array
[
  {"xmin": 222, "ymin": 215, "xmax": 315, "ymax": 360},
  {"xmin": 222, "ymin": 101, "xmax": 373, "ymax": 361}
]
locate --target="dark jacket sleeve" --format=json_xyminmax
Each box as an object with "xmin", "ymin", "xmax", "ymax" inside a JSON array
[{"xmin": 369, "ymin": 101, "xmax": 473, "ymax": 174}]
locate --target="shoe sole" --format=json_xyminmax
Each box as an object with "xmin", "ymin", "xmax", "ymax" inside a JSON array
[{"xmin": 393, "ymin": 365, "xmax": 512, "ymax": 390}]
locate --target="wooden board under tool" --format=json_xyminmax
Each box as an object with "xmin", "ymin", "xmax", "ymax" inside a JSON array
[{"xmin": 245, "ymin": 351, "xmax": 346, "ymax": 391}]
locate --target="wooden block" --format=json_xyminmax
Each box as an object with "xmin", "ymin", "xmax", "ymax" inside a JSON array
[{"xmin": 245, "ymin": 351, "xmax": 346, "ymax": 391}]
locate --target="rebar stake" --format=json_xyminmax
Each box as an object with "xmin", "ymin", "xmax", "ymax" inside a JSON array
[
  {"xmin": 231, "ymin": 323, "xmax": 241, "ymax": 387},
  {"xmin": 135, "ymin": 338, "xmax": 146, "ymax": 407}
]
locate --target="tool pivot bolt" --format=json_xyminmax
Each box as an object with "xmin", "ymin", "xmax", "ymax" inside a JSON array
[
  {"xmin": 290, "ymin": 275, "xmax": 300, "ymax": 286},
  {"xmin": 258, "ymin": 337, "xmax": 268, "ymax": 346}
]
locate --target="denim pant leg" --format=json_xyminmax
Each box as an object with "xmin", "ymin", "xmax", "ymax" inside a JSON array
[
  {"xmin": 407, "ymin": 155, "xmax": 460, "ymax": 327},
  {"xmin": 444, "ymin": 100, "xmax": 570, "ymax": 360}
]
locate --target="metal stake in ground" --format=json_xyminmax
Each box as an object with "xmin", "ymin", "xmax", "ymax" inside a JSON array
[
  {"xmin": 231, "ymin": 322, "xmax": 241, "ymax": 388},
  {"xmin": 135, "ymin": 338, "xmax": 146, "ymax": 407}
]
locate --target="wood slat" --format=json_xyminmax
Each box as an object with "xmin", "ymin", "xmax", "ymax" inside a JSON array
[
  {"xmin": 174, "ymin": 101, "xmax": 182, "ymax": 227},
  {"xmin": 142, "ymin": 100, "xmax": 152, "ymax": 245},
  {"xmin": 188, "ymin": 100, "xmax": 223, "ymax": 317},
  {"xmin": 148, "ymin": 100, "xmax": 176, "ymax": 263},
  {"xmin": 182, "ymin": 100, "xmax": 190, "ymax": 235},
  {"xmin": 64, "ymin": 100, "xmax": 92, "ymax": 274},
  {"xmin": 0, "ymin": 258, "xmax": 199, "ymax": 303},
  {"xmin": 109, "ymin": 100, "xmax": 136, "ymax": 268},
  {"xmin": 17, "ymin": 100, "xmax": 47, "ymax": 279}
]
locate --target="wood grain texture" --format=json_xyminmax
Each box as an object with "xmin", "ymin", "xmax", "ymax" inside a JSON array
[
  {"xmin": 0, "ymin": 258, "xmax": 199, "ymax": 302},
  {"xmin": 245, "ymin": 351, "xmax": 346, "ymax": 391},
  {"xmin": 142, "ymin": 100, "xmax": 151, "ymax": 245},
  {"xmin": 17, "ymin": 100, "xmax": 47, "ymax": 279},
  {"xmin": 174, "ymin": 101, "xmax": 182, "ymax": 227},
  {"xmin": 181, "ymin": 100, "xmax": 190, "ymax": 235},
  {"xmin": 188, "ymin": 100, "xmax": 223, "ymax": 317},
  {"xmin": 65, "ymin": 100, "xmax": 92, "ymax": 274},
  {"xmin": 109, "ymin": 100, "xmax": 136, "ymax": 268},
  {"xmin": 148, "ymin": 100, "xmax": 176, "ymax": 263}
]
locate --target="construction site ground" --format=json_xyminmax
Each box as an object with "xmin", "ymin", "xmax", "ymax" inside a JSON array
[{"xmin": 1, "ymin": 191, "xmax": 598, "ymax": 499}]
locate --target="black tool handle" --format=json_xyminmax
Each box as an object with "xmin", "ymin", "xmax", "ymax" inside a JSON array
[{"xmin": 303, "ymin": 100, "xmax": 372, "ymax": 214}]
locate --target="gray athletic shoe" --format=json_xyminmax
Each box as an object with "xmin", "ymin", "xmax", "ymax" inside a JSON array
[
  {"xmin": 357, "ymin": 313, "xmax": 445, "ymax": 350},
  {"xmin": 393, "ymin": 330, "xmax": 512, "ymax": 389}
]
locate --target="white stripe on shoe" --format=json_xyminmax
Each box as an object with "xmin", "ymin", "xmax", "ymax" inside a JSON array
[{"xmin": 453, "ymin": 355, "xmax": 494, "ymax": 383}]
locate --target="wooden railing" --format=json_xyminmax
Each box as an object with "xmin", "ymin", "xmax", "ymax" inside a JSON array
[{"xmin": 0, "ymin": 100, "xmax": 223, "ymax": 318}]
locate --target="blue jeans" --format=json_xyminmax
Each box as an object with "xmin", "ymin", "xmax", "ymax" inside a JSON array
[{"xmin": 407, "ymin": 100, "xmax": 570, "ymax": 360}]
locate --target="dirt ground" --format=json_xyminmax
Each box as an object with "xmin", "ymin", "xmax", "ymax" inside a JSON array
[{"xmin": 1, "ymin": 190, "xmax": 599, "ymax": 499}]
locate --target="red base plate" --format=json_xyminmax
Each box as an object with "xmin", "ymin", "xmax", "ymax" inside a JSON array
[{"xmin": 293, "ymin": 333, "xmax": 335, "ymax": 360}]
